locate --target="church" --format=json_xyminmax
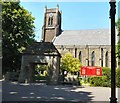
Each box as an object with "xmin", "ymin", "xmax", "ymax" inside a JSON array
[
  {"xmin": 18, "ymin": 5, "xmax": 119, "ymax": 84},
  {"xmin": 41, "ymin": 5, "xmax": 118, "ymax": 68}
]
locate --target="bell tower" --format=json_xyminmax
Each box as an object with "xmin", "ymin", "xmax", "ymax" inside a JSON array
[{"xmin": 42, "ymin": 5, "xmax": 62, "ymax": 42}]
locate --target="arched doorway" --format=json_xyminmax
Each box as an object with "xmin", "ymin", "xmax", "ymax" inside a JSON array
[{"xmin": 18, "ymin": 42, "xmax": 61, "ymax": 85}]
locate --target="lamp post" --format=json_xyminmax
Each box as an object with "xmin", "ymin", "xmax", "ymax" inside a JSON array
[{"xmin": 109, "ymin": 0, "xmax": 117, "ymax": 103}]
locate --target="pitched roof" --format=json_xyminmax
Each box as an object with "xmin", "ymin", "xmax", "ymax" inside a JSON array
[
  {"xmin": 23, "ymin": 42, "xmax": 61, "ymax": 57},
  {"xmin": 54, "ymin": 29, "xmax": 111, "ymax": 46}
]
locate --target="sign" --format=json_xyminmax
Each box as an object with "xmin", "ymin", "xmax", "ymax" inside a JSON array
[{"xmin": 80, "ymin": 66, "xmax": 102, "ymax": 76}]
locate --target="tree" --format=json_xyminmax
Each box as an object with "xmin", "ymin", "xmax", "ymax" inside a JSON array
[
  {"xmin": 116, "ymin": 18, "xmax": 120, "ymax": 66},
  {"xmin": 61, "ymin": 53, "xmax": 82, "ymax": 73},
  {"xmin": 2, "ymin": 2, "xmax": 35, "ymax": 74}
]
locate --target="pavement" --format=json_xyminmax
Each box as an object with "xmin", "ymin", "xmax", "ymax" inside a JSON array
[{"xmin": 1, "ymin": 81, "xmax": 120, "ymax": 103}]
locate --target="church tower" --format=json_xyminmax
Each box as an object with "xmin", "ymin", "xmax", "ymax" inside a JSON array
[{"xmin": 42, "ymin": 5, "xmax": 62, "ymax": 42}]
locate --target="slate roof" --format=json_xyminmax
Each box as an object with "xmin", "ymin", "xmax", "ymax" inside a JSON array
[
  {"xmin": 23, "ymin": 42, "xmax": 61, "ymax": 57},
  {"xmin": 54, "ymin": 29, "xmax": 112, "ymax": 46}
]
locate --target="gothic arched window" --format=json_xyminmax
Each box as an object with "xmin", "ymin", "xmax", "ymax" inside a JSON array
[
  {"xmin": 91, "ymin": 51, "xmax": 95, "ymax": 66},
  {"xmin": 48, "ymin": 13, "xmax": 53, "ymax": 26},
  {"xmin": 101, "ymin": 48, "xmax": 103, "ymax": 67},
  {"xmin": 75, "ymin": 48, "xmax": 77, "ymax": 58},
  {"xmin": 79, "ymin": 51, "xmax": 82, "ymax": 63},
  {"xmin": 105, "ymin": 51, "xmax": 108, "ymax": 67}
]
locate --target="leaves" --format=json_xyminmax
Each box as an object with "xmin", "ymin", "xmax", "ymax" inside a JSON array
[
  {"xmin": 61, "ymin": 53, "xmax": 82, "ymax": 73},
  {"xmin": 116, "ymin": 18, "xmax": 120, "ymax": 63},
  {"xmin": 2, "ymin": 2, "xmax": 36, "ymax": 74},
  {"xmin": 117, "ymin": 18, "xmax": 120, "ymax": 36}
]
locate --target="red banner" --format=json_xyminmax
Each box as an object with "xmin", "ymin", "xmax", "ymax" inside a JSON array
[{"xmin": 80, "ymin": 66, "xmax": 102, "ymax": 76}]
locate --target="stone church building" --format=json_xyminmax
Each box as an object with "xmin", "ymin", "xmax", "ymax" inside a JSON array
[{"xmin": 42, "ymin": 5, "xmax": 119, "ymax": 68}]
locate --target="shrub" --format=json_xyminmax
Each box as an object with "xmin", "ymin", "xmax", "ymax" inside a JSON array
[
  {"xmin": 88, "ymin": 76, "xmax": 102, "ymax": 86},
  {"xmin": 87, "ymin": 67, "xmax": 111, "ymax": 87},
  {"xmin": 102, "ymin": 67, "xmax": 111, "ymax": 80},
  {"xmin": 86, "ymin": 67, "xmax": 120, "ymax": 87},
  {"xmin": 101, "ymin": 67, "xmax": 111, "ymax": 87},
  {"xmin": 102, "ymin": 82, "xmax": 111, "ymax": 87},
  {"xmin": 116, "ymin": 68, "xmax": 120, "ymax": 87}
]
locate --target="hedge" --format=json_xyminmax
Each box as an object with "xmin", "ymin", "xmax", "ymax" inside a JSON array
[
  {"xmin": 86, "ymin": 67, "xmax": 120, "ymax": 87},
  {"xmin": 116, "ymin": 68, "xmax": 120, "ymax": 87},
  {"xmin": 86, "ymin": 67, "xmax": 111, "ymax": 87}
]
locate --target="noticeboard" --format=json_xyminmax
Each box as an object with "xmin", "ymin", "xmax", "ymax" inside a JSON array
[{"xmin": 80, "ymin": 66, "xmax": 102, "ymax": 76}]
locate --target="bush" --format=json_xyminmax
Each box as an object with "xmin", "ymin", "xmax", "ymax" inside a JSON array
[
  {"xmin": 102, "ymin": 67, "xmax": 111, "ymax": 80},
  {"xmin": 101, "ymin": 67, "xmax": 111, "ymax": 87},
  {"xmin": 87, "ymin": 67, "xmax": 111, "ymax": 87},
  {"xmin": 88, "ymin": 76, "xmax": 102, "ymax": 86},
  {"xmin": 85, "ymin": 67, "xmax": 120, "ymax": 87},
  {"xmin": 116, "ymin": 68, "xmax": 120, "ymax": 87}
]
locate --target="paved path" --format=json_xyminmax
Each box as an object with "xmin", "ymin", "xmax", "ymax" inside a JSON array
[{"xmin": 1, "ymin": 81, "xmax": 120, "ymax": 103}]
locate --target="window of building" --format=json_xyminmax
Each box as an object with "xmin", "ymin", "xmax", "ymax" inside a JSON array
[
  {"xmin": 75, "ymin": 48, "xmax": 77, "ymax": 58},
  {"xmin": 79, "ymin": 51, "xmax": 82, "ymax": 63},
  {"xmin": 87, "ymin": 60, "xmax": 89, "ymax": 66},
  {"xmin": 68, "ymin": 48, "xmax": 70, "ymax": 52},
  {"xmin": 91, "ymin": 51, "xmax": 95, "ymax": 66},
  {"xmin": 101, "ymin": 48, "xmax": 103, "ymax": 67},
  {"xmin": 105, "ymin": 51, "xmax": 108, "ymax": 67},
  {"xmin": 61, "ymin": 45, "xmax": 64, "ymax": 51},
  {"xmin": 48, "ymin": 13, "xmax": 53, "ymax": 26}
]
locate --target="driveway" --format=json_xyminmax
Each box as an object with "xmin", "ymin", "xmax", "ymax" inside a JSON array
[{"xmin": 1, "ymin": 81, "xmax": 120, "ymax": 103}]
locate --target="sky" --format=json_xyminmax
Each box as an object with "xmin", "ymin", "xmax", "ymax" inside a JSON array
[{"xmin": 20, "ymin": 2, "xmax": 119, "ymax": 42}]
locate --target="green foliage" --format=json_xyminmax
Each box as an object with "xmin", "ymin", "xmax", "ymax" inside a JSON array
[
  {"xmin": 87, "ymin": 67, "xmax": 111, "ymax": 87},
  {"xmin": 35, "ymin": 65, "xmax": 48, "ymax": 73},
  {"xmin": 87, "ymin": 67, "xmax": 120, "ymax": 87},
  {"xmin": 102, "ymin": 67, "xmax": 111, "ymax": 81},
  {"xmin": 116, "ymin": 18, "xmax": 120, "ymax": 36},
  {"xmin": 116, "ymin": 68, "xmax": 120, "ymax": 87},
  {"xmin": 61, "ymin": 53, "xmax": 82, "ymax": 73},
  {"xmin": 2, "ymin": 2, "xmax": 35, "ymax": 74},
  {"xmin": 90, "ymin": 77, "xmax": 102, "ymax": 86},
  {"xmin": 116, "ymin": 18, "xmax": 120, "ymax": 66},
  {"xmin": 115, "ymin": 19, "xmax": 120, "ymax": 87}
]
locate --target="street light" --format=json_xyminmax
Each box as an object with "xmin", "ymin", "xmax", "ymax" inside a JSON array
[{"xmin": 109, "ymin": 0, "xmax": 117, "ymax": 103}]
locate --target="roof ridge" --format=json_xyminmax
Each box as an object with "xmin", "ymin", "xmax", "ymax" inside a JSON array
[
  {"xmin": 63, "ymin": 28, "xmax": 110, "ymax": 31},
  {"xmin": 54, "ymin": 29, "xmax": 111, "ymax": 45}
]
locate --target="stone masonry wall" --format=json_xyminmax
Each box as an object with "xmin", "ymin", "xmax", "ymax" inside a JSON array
[{"xmin": 55, "ymin": 45, "xmax": 111, "ymax": 68}]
